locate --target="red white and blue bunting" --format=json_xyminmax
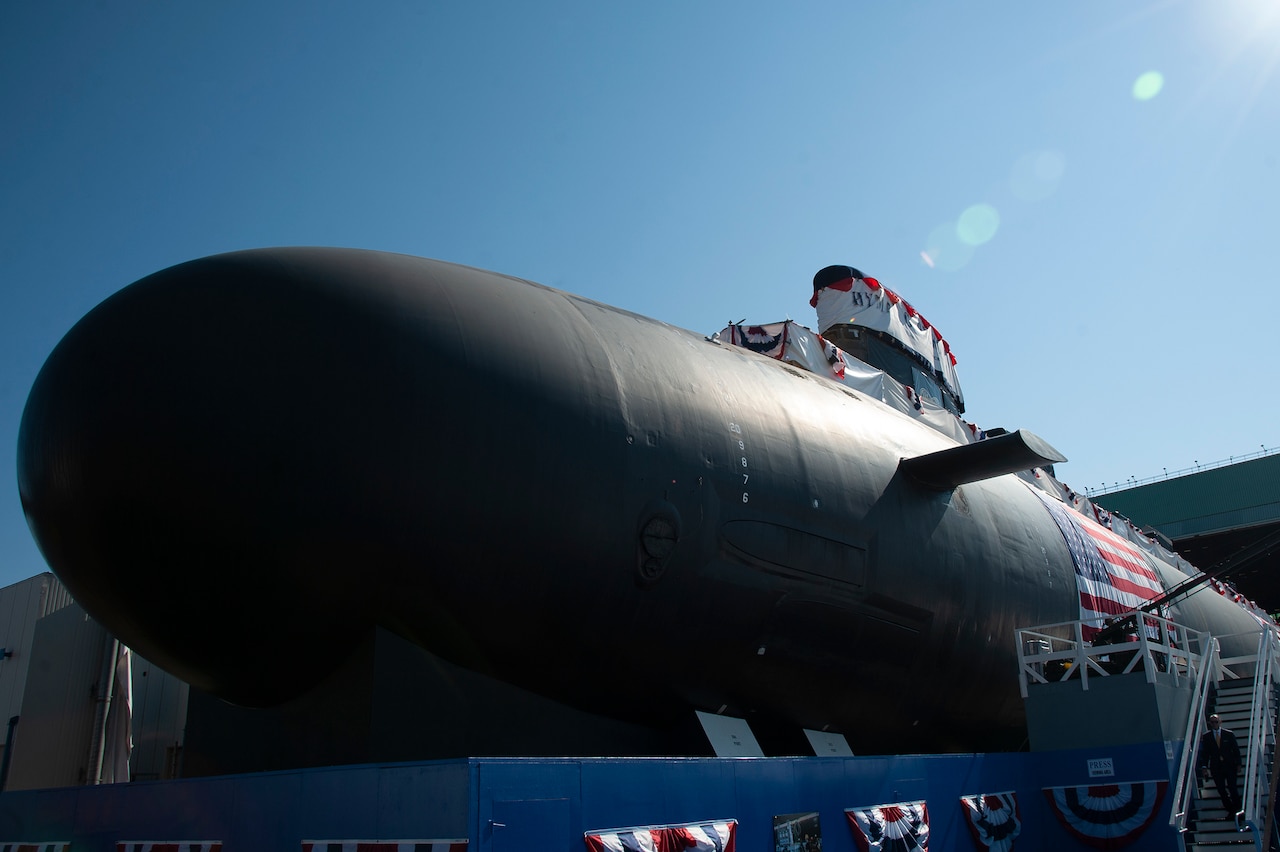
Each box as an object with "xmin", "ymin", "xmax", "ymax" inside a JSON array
[
  {"xmin": 845, "ymin": 801, "xmax": 929, "ymax": 852},
  {"xmin": 583, "ymin": 819, "xmax": 736, "ymax": 852},
  {"xmin": 0, "ymin": 845, "xmax": 71, "ymax": 852},
  {"xmin": 1042, "ymin": 781, "xmax": 1167, "ymax": 850},
  {"xmin": 724, "ymin": 324, "xmax": 788, "ymax": 360},
  {"xmin": 302, "ymin": 839, "xmax": 468, "ymax": 844},
  {"xmin": 959, "ymin": 792, "xmax": 1020, "ymax": 851},
  {"xmin": 116, "ymin": 845, "xmax": 222, "ymax": 852}
]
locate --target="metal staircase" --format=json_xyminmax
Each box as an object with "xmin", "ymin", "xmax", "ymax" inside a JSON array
[
  {"xmin": 1014, "ymin": 613, "xmax": 1280, "ymax": 849},
  {"xmin": 1187, "ymin": 680, "xmax": 1259, "ymax": 849},
  {"xmin": 1176, "ymin": 628, "xmax": 1280, "ymax": 852}
]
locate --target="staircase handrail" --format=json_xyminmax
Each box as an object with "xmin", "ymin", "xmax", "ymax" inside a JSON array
[
  {"xmin": 1218, "ymin": 629, "xmax": 1270, "ymax": 681},
  {"xmin": 1170, "ymin": 636, "xmax": 1221, "ymax": 834},
  {"xmin": 1241, "ymin": 624, "xmax": 1280, "ymax": 842}
]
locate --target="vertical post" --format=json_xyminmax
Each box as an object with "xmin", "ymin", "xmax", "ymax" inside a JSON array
[
  {"xmin": 0, "ymin": 716, "xmax": 18, "ymax": 792},
  {"xmin": 1140, "ymin": 619, "xmax": 1155, "ymax": 684},
  {"xmin": 1016, "ymin": 629, "xmax": 1028, "ymax": 699},
  {"xmin": 87, "ymin": 636, "xmax": 120, "ymax": 785},
  {"xmin": 1076, "ymin": 620, "xmax": 1089, "ymax": 691},
  {"xmin": 1256, "ymin": 632, "xmax": 1280, "ymax": 845}
]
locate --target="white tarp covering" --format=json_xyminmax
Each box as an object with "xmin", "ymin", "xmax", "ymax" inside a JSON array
[
  {"xmin": 810, "ymin": 272, "xmax": 963, "ymax": 407},
  {"xmin": 719, "ymin": 321, "xmax": 979, "ymax": 446}
]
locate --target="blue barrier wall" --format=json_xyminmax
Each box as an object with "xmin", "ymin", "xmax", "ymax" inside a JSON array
[{"xmin": 0, "ymin": 742, "xmax": 1184, "ymax": 851}]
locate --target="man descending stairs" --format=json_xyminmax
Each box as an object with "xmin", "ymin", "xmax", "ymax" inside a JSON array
[{"xmin": 1188, "ymin": 681, "xmax": 1272, "ymax": 851}]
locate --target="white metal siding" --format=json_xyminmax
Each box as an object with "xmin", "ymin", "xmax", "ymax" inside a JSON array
[
  {"xmin": 0, "ymin": 573, "xmax": 55, "ymax": 748},
  {"xmin": 40, "ymin": 576, "xmax": 77, "ymax": 617},
  {"xmin": 130, "ymin": 653, "xmax": 190, "ymax": 781},
  {"xmin": 5, "ymin": 601, "xmax": 109, "ymax": 790},
  {"xmin": 0, "ymin": 573, "xmax": 192, "ymax": 788}
]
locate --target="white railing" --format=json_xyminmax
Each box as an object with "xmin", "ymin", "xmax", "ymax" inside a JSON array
[
  {"xmin": 1242, "ymin": 629, "xmax": 1276, "ymax": 820},
  {"xmin": 1239, "ymin": 626, "xmax": 1280, "ymax": 849},
  {"xmin": 1217, "ymin": 628, "xmax": 1270, "ymax": 682},
  {"xmin": 1164, "ymin": 622, "xmax": 1280, "ymax": 849},
  {"xmin": 1085, "ymin": 444, "xmax": 1280, "ymax": 497},
  {"xmin": 1170, "ymin": 638, "xmax": 1221, "ymax": 835},
  {"xmin": 1016, "ymin": 614, "xmax": 1210, "ymax": 699}
]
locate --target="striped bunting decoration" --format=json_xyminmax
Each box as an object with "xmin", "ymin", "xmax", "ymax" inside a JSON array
[
  {"xmin": 584, "ymin": 820, "xmax": 736, "ymax": 852},
  {"xmin": 959, "ymin": 792, "xmax": 1021, "ymax": 851},
  {"xmin": 1042, "ymin": 781, "xmax": 1167, "ymax": 850},
  {"xmin": 0, "ymin": 845, "xmax": 71, "ymax": 852},
  {"xmin": 117, "ymin": 845, "xmax": 221, "ymax": 852},
  {"xmin": 845, "ymin": 801, "xmax": 929, "ymax": 852},
  {"xmin": 302, "ymin": 842, "xmax": 467, "ymax": 852}
]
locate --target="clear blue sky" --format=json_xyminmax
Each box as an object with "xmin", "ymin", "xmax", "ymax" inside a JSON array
[{"xmin": 2, "ymin": 1, "xmax": 1278, "ymax": 590}]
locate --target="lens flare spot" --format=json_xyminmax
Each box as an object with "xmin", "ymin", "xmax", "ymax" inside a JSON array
[
  {"xmin": 1010, "ymin": 150, "xmax": 1065, "ymax": 201},
  {"xmin": 923, "ymin": 223, "xmax": 975, "ymax": 272},
  {"xmin": 956, "ymin": 204, "xmax": 1000, "ymax": 246},
  {"xmin": 1133, "ymin": 71, "xmax": 1164, "ymax": 101}
]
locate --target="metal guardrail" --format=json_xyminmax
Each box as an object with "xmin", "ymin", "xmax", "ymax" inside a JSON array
[
  {"xmin": 1085, "ymin": 445, "xmax": 1280, "ymax": 497},
  {"xmin": 1241, "ymin": 627, "xmax": 1279, "ymax": 849},
  {"xmin": 1242, "ymin": 629, "xmax": 1274, "ymax": 820},
  {"xmin": 1165, "ymin": 624, "xmax": 1280, "ymax": 849},
  {"xmin": 1170, "ymin": 638, "xmax": 1220, "ymax": 835},
  {"xmin": 1015, "ymin": 614, "xmax": 1209, "ymax": 699}
]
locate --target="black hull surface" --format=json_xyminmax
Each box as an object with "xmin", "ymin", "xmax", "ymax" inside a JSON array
[{"xmin": 17, "ymin": 247, "xmax": 1263, "ymax": 755}]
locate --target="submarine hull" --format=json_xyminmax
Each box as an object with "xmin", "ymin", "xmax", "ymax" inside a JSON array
[{"xmin": 16, "ymin": 247, "xmax": 1263, "ymax": 753}]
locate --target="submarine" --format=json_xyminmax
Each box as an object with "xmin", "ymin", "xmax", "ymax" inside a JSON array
[{"xmin": 15, "ymin": 247, "xmax": 1269, "ymax": 755}]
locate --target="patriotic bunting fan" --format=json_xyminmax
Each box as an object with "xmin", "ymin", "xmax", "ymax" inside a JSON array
[
  {"xmin": 959, "ymin": 792, "xmax": 1021, "ymax": 851},
  {"xmin": 1, "ymin": 845, "xmax": 71, "ymax": 852},
  {"xmin": 845, "ymin": 801, "xmax": 929, "ymax": 852},
  {"xmin": 584, "ymin": 819, "xmax": 736, "ymax": 852},
  {"xmin": 727, "ymin": 324, "xmax": 786, "ymax": 359},
  {"xmin": 1042, "ymin": 781, "xmax": 1167, "ymax": 850}
]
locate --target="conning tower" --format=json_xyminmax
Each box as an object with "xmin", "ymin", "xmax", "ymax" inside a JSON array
[{"xmin": 811, "ymin": 264, "xmax": 965, "ymax": 415}]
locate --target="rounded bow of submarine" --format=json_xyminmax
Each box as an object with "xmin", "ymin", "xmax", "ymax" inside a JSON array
[{"xmin": 16, "ymin": 248, "xmax": 484, "ymax": 705}]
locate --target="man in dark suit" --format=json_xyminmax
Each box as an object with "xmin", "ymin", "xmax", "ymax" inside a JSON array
[{"xmin": 1198, "ymin": 713, "xmax": 1243, "ymax": 819}]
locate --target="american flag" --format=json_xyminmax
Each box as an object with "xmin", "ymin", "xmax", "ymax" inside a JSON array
[
  {"xmin": 584, "ymin": 820, "xmax": 736, "ymax": 852},
  {"xmin": 1033, "ymin": 491, "xmax": 1165, "ymax": 639}
]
